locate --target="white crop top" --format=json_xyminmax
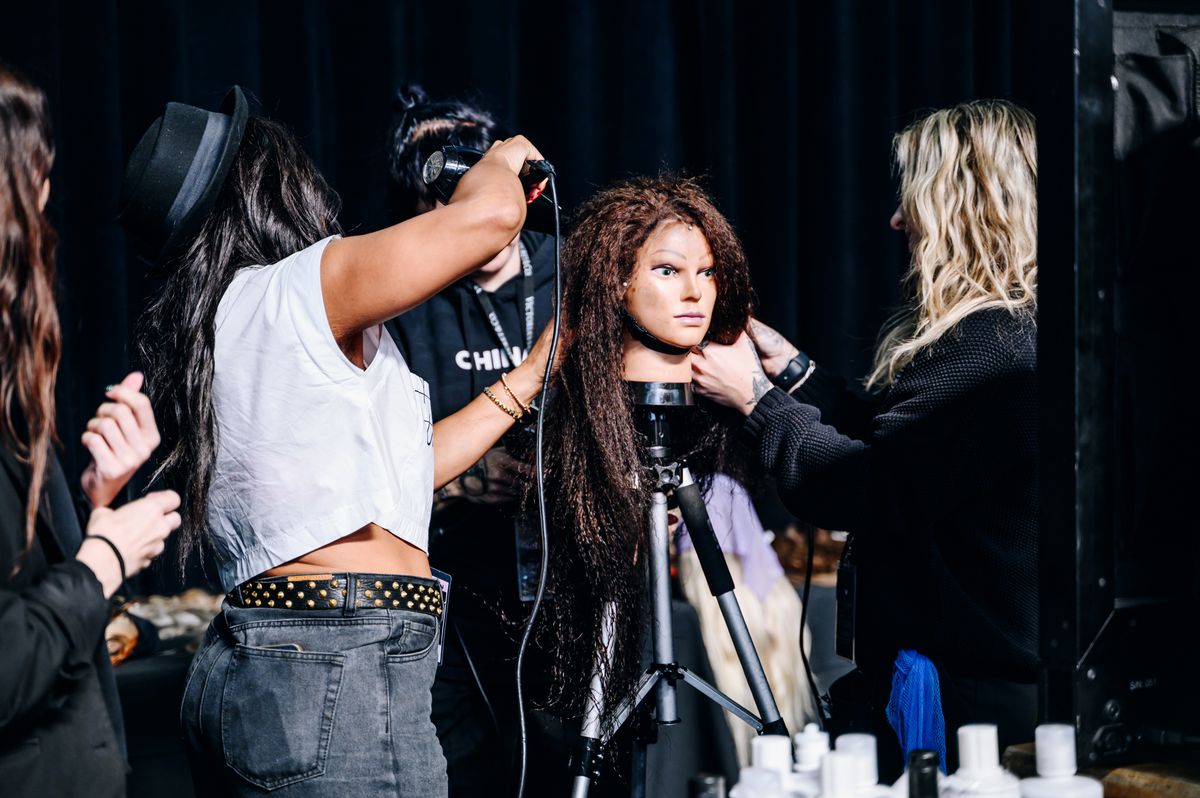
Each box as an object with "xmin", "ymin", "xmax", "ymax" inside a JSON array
[{"xmin": 208, "ymin": 235, "xmax": 434, "ymax": 591}]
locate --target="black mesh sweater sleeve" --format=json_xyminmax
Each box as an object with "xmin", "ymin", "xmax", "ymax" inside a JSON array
[
  {"xmin": 743, "ymin": 310, "xmax": 1035, "ymax": 531},
  {"xmin": 789, "ymin": 364, "xmax": 880, "ymax": 441},
  {"xmin": 740, "ymin": 309, "xmax": 1040, "ymax": 675}
]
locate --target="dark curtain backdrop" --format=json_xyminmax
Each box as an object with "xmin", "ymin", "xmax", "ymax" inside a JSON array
[{"xmin": 1, "ymin": 0, "xmax": 1039, "ymax": 489}]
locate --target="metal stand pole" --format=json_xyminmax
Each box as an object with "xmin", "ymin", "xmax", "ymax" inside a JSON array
[{"xmin": 648, "ymin": 490, "xmax": 678, "ymax": 726}]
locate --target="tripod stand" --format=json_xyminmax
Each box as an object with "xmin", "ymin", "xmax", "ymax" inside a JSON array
[{"xmin": 570, "ymin": 382, "xmax": 789, "ymax": 798}]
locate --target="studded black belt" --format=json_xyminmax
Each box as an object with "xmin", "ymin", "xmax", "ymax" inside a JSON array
[{"xmin": 229, "ymin": 572, "xmax": 444, "ymax": 619}]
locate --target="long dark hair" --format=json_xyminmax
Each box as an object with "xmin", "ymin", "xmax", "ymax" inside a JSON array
[
  {"xmin": 386, "ymin": 84, "xmax": 500, "ymax": 222},
  {"xmin": 0, "ymin": 65, "xmax": 58, "ymax": 551},
  {"xmin": 137, "ymin": 116, "xmax": 341, "ymax": 564},
  {"xmin": 536, "ymin": 175, "xmax": 753, "ymax": 724}
]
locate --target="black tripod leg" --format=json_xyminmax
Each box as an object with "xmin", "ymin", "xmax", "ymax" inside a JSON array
[{"xmin": 675, "ymin": 468, "xmax": 789, "ymax": 737}]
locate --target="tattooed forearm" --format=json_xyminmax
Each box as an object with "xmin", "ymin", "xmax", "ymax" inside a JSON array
[{"xmin": 748, "ymin": 318, "xmax": 800, "ymax": 377}]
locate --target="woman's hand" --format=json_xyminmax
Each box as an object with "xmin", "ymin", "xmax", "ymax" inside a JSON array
[
  {"xmin": 504, "ymin": 322, "xmax": 566, "ymax": 408},
  {"xmin": 691, "ymin": 332, "xmax": 774, "ymax": 415},
  {"xmin": 747, "ymin": 317, "xmax": 800, "ymax": 379},
  {"xmin": 478, "ymin": 135, "xmax": 549, "ymax": 200},
  {"xmin": 81, "ymin": 372, "xmax": 161, "ymax": 507},
  {"xmin": 76, "ymin": 490, "xmax": 182, "ymax": 597}
]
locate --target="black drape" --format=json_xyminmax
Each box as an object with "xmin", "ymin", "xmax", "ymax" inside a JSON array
[{"xmin": 1, "ymin": 0, "xmax": 1040, "ymax": 497}]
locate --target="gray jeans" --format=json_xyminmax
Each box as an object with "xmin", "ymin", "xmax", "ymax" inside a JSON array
[{"xmin": 181, "ymin": 598, "xmax": 447, "ymax": 796}]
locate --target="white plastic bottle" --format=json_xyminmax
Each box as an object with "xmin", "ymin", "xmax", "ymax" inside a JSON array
[
  {"xmin": 752, "ymin": 734, "xmax": 819, "ymax": 797},
  {"xmin": 794, "ymin": 723, "xmax": 830, "ymax": 796},
  {"xmin": 754, "ymin": 734, "xmax": 795, "ymax": 774},
  {"xmin": 730, "ymin": 766, "xmax": 784, "ymax": 798},
  {"xmin": 943, "ymin": 725, "xmax": 1020, "ymax": 798},
  {"xmin": 834, "ymin": 733, "xmax": 893, "ymax": 796},
  {"xmin": 821, "ymin": 751, "xmax": 862, "ymax": 798},
  {"xmin": 1018, "ymin": 725, "xmax": 1102, "ymax": 798}
]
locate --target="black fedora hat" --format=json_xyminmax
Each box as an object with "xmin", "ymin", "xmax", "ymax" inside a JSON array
[{"xmin": 119, "ymin": 86, "xmax": 249, "ymax": 265}]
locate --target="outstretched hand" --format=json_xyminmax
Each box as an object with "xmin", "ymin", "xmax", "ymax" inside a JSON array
[{"xmin": 691, "ymin": 332, "xmax": 774, "ymax": 416}]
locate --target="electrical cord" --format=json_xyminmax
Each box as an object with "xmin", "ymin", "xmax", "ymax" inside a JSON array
[{"xmin": 515, "ymin": 170, "xmax": 560, "ymax": 798}]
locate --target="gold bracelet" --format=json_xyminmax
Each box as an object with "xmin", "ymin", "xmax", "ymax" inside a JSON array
[
  {"xmin": 483, "ymin": 386, "xmax": 523, "ymax": 421},
  {"xmin": 500, "ymin": 372, "xmax": 531, "ymax": 414}
]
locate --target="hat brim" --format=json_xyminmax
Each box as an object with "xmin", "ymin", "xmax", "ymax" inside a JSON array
[{"xmin": 153, "ymin": 86, "xmax": 250, "ymax": 266}]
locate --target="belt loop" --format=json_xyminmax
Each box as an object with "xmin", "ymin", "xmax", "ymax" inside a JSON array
[{"xmin": 343, "ymin": 574, "xmax": 357, "ymax": 617}]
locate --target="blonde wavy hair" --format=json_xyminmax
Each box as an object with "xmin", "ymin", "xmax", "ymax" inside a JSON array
[{"xmin": 867, "ymin": 99, "xmax": 1037, "ymax": 389}]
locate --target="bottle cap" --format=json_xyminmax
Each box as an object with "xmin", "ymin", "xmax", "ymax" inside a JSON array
[
  {"xmin": 836, "ymin": 733, "xmax": 880, "ymax": 787},
  {"xmin": 752, "ymin": 734, "xmax": 794, "ymax": 774},
  {"xmin": 957, "ymin": 724, "xmax": 1002, "ymax": 778},
  {"xmin": 821, "ymin": 751, "xmax": 859, "ymax": 798},
  {"xmin": 794, "ymin": 723, "xmax": 830, "ymax": 771},
  {"xmin": 1034, "ymin": 724, "xmax": 1077, "ymax": 778}
]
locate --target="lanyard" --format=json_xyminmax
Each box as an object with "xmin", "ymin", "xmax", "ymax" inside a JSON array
[{"xmin": 468, "ymin": 241, "xmax": 535, "ymax": 360}]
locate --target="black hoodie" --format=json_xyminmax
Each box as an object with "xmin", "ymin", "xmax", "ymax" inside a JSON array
[{"xmin": 385, "ymin": 230, "xmax": 555, "ymax": 620}]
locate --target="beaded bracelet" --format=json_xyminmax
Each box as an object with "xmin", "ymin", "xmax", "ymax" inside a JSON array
[
  {"xmin": 483, "ymin": 386, "xmax": 523, "ymax": 421},
  {"xmin": 499, "ymin": 372, "xmax": 531, "ymax": 414}
]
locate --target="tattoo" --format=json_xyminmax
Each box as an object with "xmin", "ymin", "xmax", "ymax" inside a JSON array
[
  {"xmin": 748, "ymin": 371, "xmax": 773, "ymax": 407},
  {"xmin": 745, "ymin": 336, "xmax": 772, "ymax": 408}
]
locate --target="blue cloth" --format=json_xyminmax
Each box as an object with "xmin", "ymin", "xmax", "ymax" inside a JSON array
[{"xmin": 886, "ymin": 650, "xmax": 947, "ymax": 773}]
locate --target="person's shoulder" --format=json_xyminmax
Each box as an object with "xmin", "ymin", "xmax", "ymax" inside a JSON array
[
  {"xmin": 895, "ymin": 306, "xmax": 1035, "ymax": 392},
  {"xmin": 951, "ymin": 305, "xmax": 1036, "ymax": 366}
]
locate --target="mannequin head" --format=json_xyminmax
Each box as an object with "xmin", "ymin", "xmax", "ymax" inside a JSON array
[
  {"xmin": 560, "ymin": 175, "xmax": 752, "ymax": 383},
  {"xmin": 535, "ymin": 175, "xmax": 752, "ymax": 720},
  {"xmin": 626, "ymin": 222, "xmax": 718, "ymax": 344},
  {"xmin": 621, "ymin": 220, "xmax": 717, "ymax": 380}
]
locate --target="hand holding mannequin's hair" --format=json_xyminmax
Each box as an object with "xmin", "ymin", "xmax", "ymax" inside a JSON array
[{"xmin": 531, "ymin": 175, "xmax": 753, "ymax": 724}]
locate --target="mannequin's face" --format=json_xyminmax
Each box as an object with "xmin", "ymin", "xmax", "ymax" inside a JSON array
[{"xmin": 622, "ymin": 221, "xmax": 717, "ymax": 349}]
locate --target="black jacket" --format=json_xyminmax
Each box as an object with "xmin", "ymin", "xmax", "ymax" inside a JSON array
[
  {"xmin": 742, "ymin": 308, "xmax": 1039, "ymax": 681},
  {"xmin": 0, "ymin": 445, "xmax": 125, "ymax": 797},
  {"xmin": 386, "ymin": 231, "xmax": 556, "ymax": 620}
]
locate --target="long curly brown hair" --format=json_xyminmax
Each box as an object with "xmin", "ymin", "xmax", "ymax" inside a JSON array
[
  {"xmin": 0, "ymin": 65, "xmax": 59, "ymax": 552},
  {"xmin": 536, "ymin": 175, "xmax": 753, "ymax": 727}
]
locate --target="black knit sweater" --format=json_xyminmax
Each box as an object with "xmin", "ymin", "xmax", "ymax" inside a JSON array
[{"xmin": 742, "ymin": 307, "xmax": 1039, "ymax": 681}]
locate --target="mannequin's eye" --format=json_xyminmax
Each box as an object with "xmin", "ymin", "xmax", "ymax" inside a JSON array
[
  {"xmin": 652, "ymin": 265, "xmax": 676, "ymax": 277},
  {"xmin": 701, "ymin": 267, "xmax": 717, "ymax": 278}
]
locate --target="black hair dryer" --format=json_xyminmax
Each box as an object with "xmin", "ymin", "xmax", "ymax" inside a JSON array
[{"xmin": 421, "ymin": 145, "xmax": 559, "ymax": 235}]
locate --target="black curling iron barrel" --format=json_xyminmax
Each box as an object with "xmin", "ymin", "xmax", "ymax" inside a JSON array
[{"xmin": 422, "ymin": 145, "xmax": 559, "ymax": 235}]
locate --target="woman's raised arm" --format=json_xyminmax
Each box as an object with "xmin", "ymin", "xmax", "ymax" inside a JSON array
[{"xmin": 320, "ymin": 136, "xmax": 546, "ymax": 341}]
